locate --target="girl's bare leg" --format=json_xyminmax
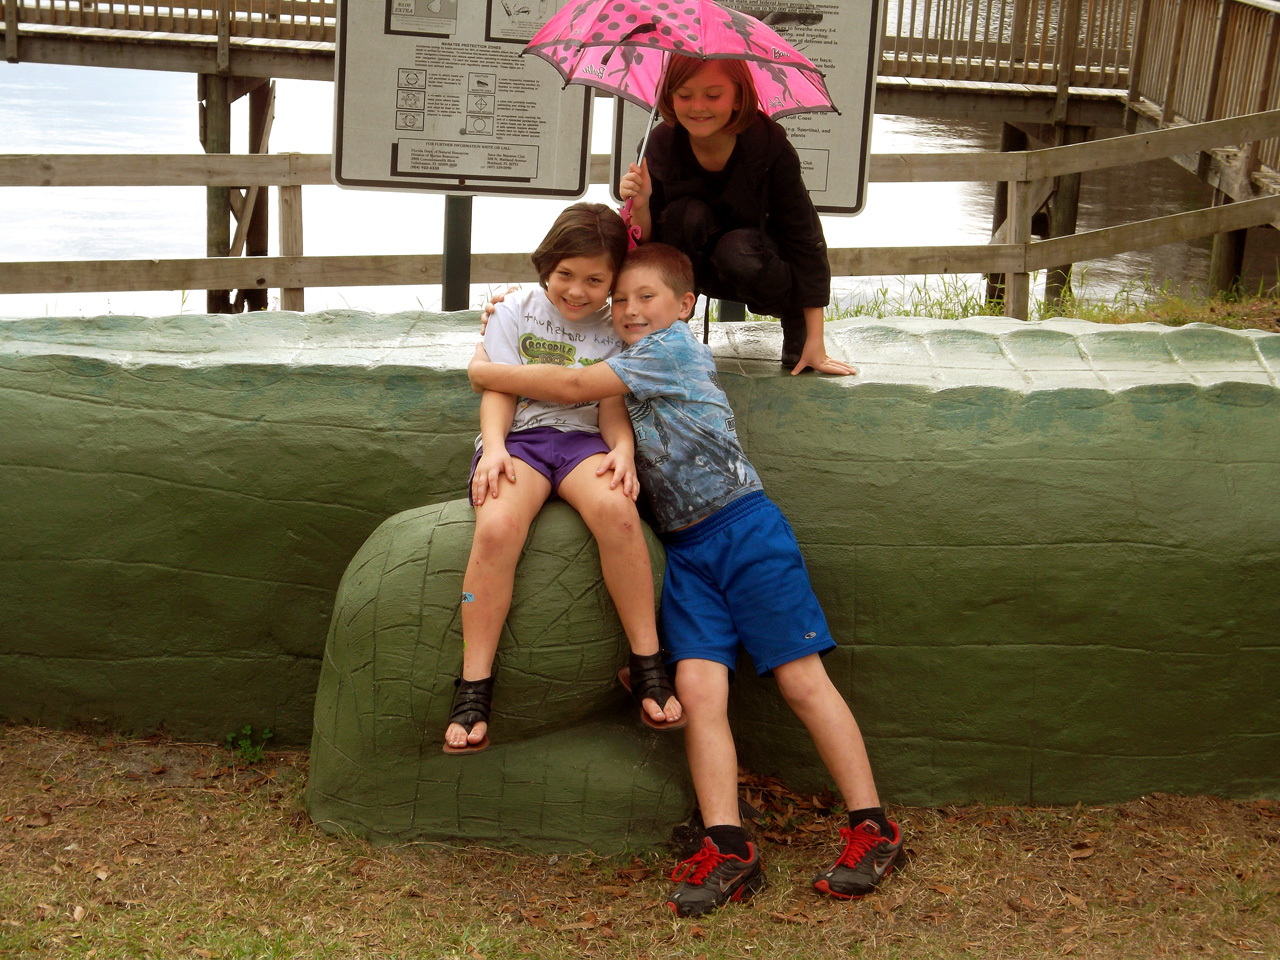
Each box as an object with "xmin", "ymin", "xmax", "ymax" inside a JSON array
[
  {"xmin": 444, "ymin": 459, "xmax": 551, "ymax": 750},
  {"xmin": 558, "ymin": 455, "xmax": 681, "ymax": 724}
]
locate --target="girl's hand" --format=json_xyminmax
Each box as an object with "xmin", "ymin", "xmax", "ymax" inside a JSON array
[
  {"xmin": 479, "ymin": 285, "xmax": 518, "ymax": 336},
  {"xmin": 472, "ymin": 446, "xmax": 516, "ymax": 506},
  {"xmin": 618, "ymin": 158, "xmax": 652, "ymax": 206},
  {"xmin": 790, "ymin": 342, "xmax": 858, "ymax": 377},
  {"xmin": 597, "ymin": 448, "xmax": 640, "ymax": 501}
]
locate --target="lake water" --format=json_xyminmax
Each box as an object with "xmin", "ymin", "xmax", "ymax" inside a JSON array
[{"xmin": 2, "ymin": 61, "xmax": 1276, "ymax": 318}]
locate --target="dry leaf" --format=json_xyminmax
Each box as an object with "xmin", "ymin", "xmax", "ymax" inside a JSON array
[
  {"xmin": 72, "ymin": 906, "xmax": 86, "ymax": 922},
  {"xmin": 930, "ymin": 883, "xmax": 958, "ymax": 896},
  {"xmin": 598, "ymin": 885, "xmax": 630, "ymax": 896},
  {"xmin": 1065, "ymin": 893, "xmax": 1087, "ymax": 910},
  {"xmin": 93, "ymin": 866, "xmax": 111, "ymax": 882},
  {"xmin": 193, "ymin": 950, "xmax": 213, "ymax": 959},
  {"xmin": 25, "ymin": 810, "xmax": 53, "ymax": 828},
  {"xmin": 1068, "ymin": 847, "xmax": 1093, "ymax": 860}
]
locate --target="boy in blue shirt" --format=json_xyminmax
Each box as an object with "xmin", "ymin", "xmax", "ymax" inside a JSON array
[{"xmin": 467, "ymin": 243, "xmax": 900, "ymax": 916}]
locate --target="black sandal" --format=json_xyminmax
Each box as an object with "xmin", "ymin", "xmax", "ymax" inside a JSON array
[
  {"xmin": 618, "ymin": 653, "xmax": 686, "ymax": 731},
  {"xmin": 442, "ymin": 676, "xmax": 494, "ymax": 754}
]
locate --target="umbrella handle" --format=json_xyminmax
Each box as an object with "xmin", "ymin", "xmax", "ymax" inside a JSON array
[{"xmin": 621, "ymin": 197, "xmax": 642, "ymax": 250}]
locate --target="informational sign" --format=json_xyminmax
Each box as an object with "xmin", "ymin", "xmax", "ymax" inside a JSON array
[
  {"xmin": 334, "ymin": 0, "xmax": 590, "ymax": 197},
  {"xmin": 611, "ymin": 0, "xmax": 882, "ymax": 215}
]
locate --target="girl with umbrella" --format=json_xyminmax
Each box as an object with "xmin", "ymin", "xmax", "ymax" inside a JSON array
[{"xmin": 618, "ymin": 53, "xmax": 856, "ymax": 376}]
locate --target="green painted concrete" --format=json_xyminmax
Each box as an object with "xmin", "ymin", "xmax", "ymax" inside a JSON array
[
  {"xmin": 2, "ymin": 311, "xmax": 1277, "ymax": 824},
  {"xmin": 306, "ymin": 498, "xmax": 691, "ymax": 851}
]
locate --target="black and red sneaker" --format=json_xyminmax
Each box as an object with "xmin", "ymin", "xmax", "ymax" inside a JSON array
[
  {"xmin": 812, "ymin": 819, "xmax": 902, "ymax": 899},
  {"xmin": 667, "ymin": 837, "xmax": 766, "ymax": 917}
]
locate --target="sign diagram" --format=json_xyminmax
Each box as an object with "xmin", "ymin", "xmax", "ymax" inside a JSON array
[{"xmin": 335, "ymin": 0, "xmax": 589, "ymax": 197}]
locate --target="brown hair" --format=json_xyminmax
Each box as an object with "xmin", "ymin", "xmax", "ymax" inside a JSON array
[
  {"xmin": 620, "ymin": 243, "xmax": 696, "ymax": 309},
  {"xmin": 657, "ymin": 54, "xmax": 759, "ymax": 136},
  {"xmin": 530, "ymin": 203, "xmax": 629, "ymax": 289}
]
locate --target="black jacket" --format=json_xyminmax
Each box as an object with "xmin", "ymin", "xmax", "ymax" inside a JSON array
[{"xmin": 644, "ymin": 115, "xmax": 832, "ymax": 308}]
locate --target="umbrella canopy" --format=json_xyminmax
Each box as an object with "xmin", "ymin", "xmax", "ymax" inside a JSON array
[{"xmin": 524, "ymin": 0, "xmax": 837, "ymax": 120}]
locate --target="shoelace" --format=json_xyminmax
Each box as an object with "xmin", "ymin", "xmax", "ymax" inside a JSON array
[
  {"xmin": 671, "ymin": 839, "xmax": 726, "ymax": 883},
  {"xmin": 834, "ymin": 825, "xmax": 882, "ymax": 867}
]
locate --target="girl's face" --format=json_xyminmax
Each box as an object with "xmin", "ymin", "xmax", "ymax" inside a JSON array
[
  {"xmin": 545, "ymin": 253, "xmax": 614, "ymax": 322},
  {"xmin": 670, "ymin": 61, "xmax": 742, "ymax": 143}
]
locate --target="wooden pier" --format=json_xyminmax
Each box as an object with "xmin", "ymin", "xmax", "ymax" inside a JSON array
[{"xmin": 2, "ymin": 0, "xmax": 1279, "ymax": 318}]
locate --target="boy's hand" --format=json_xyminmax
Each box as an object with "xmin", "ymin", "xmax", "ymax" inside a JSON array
[
  {"xmin": 472, "ymin": 446, "xmax": 516, "ymax": 505},
  {"xmin": 597, "ymin": 448, "xmax": 640, "ymax": 501},
  {"xmin": 479, "ymin": 285, "xmax": 518, "ymax": 337},
  {"xmin": 618, "ymin": 159, "xmax": 652, "ymax": 206}
]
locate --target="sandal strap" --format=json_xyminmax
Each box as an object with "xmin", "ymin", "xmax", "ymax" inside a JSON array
[
  {"xmin": 448, "ymin": 676, "xmax": 494, "ymax": 731},
  {"xmin": 628, "ymin": 652, "xmax": 675, "ymax": 708}
]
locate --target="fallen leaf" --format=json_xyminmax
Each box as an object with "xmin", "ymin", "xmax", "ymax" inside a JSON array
[
  {"xmin": 72, "ymin": 906, "xmax": 86, "ymax": 922},
  {"xmin": 193, "ymin": 950, "xmax": 214, "ymax": 959},
  {"xmin": 930, "ymin": 883, "xmax": 958, "ymax": 896},
  {"xmin": 1065, "ymin": 893, "xmax": 1087, "ymax": 910},
  {"xmin": 1068, "ymin": 847, "xmax": 1093, "ymax": 860},
  {"xmin": 598, "ymin": 885, "xmax": 630, "ymax": 896},
  {"xmin": 25, "ymin": 810, "xmax": 53, "ymax": 829},
  {"xmin": 150, "ymin": 765, "xmax": 167, "ymax": 775},
  {"xmin": 93, "ymin": 866, "xmax": 111, "ymax": 882}
]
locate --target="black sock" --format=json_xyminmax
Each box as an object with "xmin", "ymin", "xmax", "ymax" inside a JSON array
[
  {"xmin": 705, "ymin": 824, "xmax": 751, "ymax": 859},
  {"xmin": 849, "ymin": 807, "xmax": 893, "ymax": 838}
]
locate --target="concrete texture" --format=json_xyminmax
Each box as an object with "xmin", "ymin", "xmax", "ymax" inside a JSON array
[
  {"xmin": 1, "ymin": 310, "xmax": 1277, "ymax": 813},
  {"xmin": 306, "ymin": 498, "xmax": 691, "ymax": 851}
]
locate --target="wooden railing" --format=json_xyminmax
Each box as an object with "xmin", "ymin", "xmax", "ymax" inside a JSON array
[
  {"xmin": 6, "ymin": 0, "xmax": 336, "ymax": 41},
  {"xmin": 4, "ymin": 109, "xmax": 1278, "ymax": 320}
]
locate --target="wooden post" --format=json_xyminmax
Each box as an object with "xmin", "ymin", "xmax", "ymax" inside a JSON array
[
  {"xmin": 987, "ymin": 123, "xmax": 1027, "ymax": 307},
  {"xmin": 1005, "ymin": 178, "xmax": 1032, "ymax": 320},
  {"xmin": 1161, "ymin": 0, "xmax": 1190, "ymax": 124},
  {"xmin": 279, "ymin": 183, "xmax": 304, "ymax": 311},
  {"xmin": 1044, "ymin": 124, "xmax": 1089, "ymax": 309},
  {"xmin": 5, "ymin": 0, "xmax": 18, "ymax": 63},
  {"xmin": 200, "ymin": 74, "xmax": 233, "ymax": 314},
  {"xmin": 243, "ymin": 81, "xmax": 273, "ymax": 311},
  {"xmin": 1208, "ymin": 192, "xmax": 1247, "ymax": 296}
]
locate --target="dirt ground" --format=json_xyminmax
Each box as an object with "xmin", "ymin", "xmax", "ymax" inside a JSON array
[{"xmin": 2, "ymin": 724, "xmax": 1278, "ymax": 959}]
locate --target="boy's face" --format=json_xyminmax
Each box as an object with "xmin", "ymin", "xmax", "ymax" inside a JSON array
[{"xmin": 610, "ymin": 265, "xmax": 697, "ymax": 345}]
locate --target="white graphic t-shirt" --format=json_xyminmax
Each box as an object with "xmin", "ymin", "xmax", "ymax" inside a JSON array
[{"xmin": 478, "ymin": 286, "xmax": 625, "ymax": 445}]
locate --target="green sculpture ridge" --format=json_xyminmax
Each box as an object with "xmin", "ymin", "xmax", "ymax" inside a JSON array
[{"xmin": 1, "ymin": 310, "xmax": 1277, "ymax": 811}]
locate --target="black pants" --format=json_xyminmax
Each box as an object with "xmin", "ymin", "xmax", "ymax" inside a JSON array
[{"xmin": 658, "ymin": 197, "xmax": 806, "ymax": 345}]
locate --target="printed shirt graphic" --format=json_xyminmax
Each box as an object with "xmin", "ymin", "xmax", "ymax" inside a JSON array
[
  {"xmin": 478, "ymin": 286, "xmax": 625, "ymax": 445},
  {"xmin": 605, "ymin": 322, "xmax": 762, "ymax": 532}
]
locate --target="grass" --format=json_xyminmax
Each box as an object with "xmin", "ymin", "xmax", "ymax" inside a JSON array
[
  {"xmin": 717, "ymin": 272, "xmax": 1280, "ymax": 332},
  {"xmin": 2, "ymin": 724, "xmax": 1278, "ymax": 959}
]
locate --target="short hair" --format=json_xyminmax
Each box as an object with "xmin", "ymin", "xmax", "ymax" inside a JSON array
[
  {"xmin": 620, "ymin": 243, "xmax": 696, "ymax": 303},
  {"xmin": 657, "ymin": 54, "xmax": 759, "ymax": 137},
  {"xmin": 530, "ymin": 203, "xmax": 629, "ymax": 289}
]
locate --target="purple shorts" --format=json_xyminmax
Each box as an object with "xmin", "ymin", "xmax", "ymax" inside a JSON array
[{"xmin": 469, "ymin": 426, "xmax": 610, "ymax": 505}]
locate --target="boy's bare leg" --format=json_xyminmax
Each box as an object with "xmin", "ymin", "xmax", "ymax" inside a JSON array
[
  {"xmin": 558, "ymin": 456, "xmax": 681, "ymax": 724},
  {"xmin": 675, "ymin": 658, "xmax": 740, "ymax": 826},
  {"xmin": 772, "ymin": 653, "xmax": 880, "ymax": 811},
  {"xmin": 445, "ymin": 459, "xmax": 551, "ymax": 750}
]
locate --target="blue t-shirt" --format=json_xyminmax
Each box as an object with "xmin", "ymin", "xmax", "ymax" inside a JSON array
[{"xmin": 605, "ymin": 322, "xmax": 763, "ymax": 532}]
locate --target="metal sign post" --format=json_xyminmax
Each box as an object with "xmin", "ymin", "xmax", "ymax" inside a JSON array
[{"xmin": 611, "ymin": 0, "xmax": 883, "ymax": 216}]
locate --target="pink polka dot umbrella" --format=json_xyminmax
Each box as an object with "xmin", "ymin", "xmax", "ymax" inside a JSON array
[{"xmin": 523, "ymin": 0, "xmax": 837, "ymax": 122}]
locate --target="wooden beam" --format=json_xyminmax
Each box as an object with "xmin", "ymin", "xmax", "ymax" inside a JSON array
[
  {"xmin": 5, "ymin": 0, "xmax": 18, "ymax": 63},
  {"xmin": 0, "ymin": 152, "xmax": 332, "ymax": 187},
  {"xmin": 1027, "ymin": 191, "xmax": 1280, "ymax": 267},
  {"xmin": 1004, "ymin": 178, "xmax": 1032, "ymax": 319},
  {"xmin": 827, "ymin": 244, "xmax": 1026, "ymax": 276},
  {"xmin": 10, "ymin": 32, "xmax": 335, "ymax": 80}
]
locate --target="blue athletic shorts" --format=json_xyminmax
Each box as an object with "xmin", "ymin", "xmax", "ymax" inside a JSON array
[
  {"xmin": 659, "ymin": 491, "xmax": 835, "ymax": 676},
  {"xmin": 468, "ymin": 426, "xmax": 610, "ymax": 505}
]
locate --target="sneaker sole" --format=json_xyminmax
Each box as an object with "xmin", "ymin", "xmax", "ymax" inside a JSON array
[
  {"xmin": 813, "ymin": 862, "xmax": 896, "ymax": 900},
  {"xmin": 668, "ymin": 870, "xmax": 766, "ymax": 916}
]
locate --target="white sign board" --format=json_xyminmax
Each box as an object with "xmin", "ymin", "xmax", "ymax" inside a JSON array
[
  {"xmin": 334, "ymin": 0, "xmax": 591, "ymax": 197},
  {"xmin": 611, "ymin": 0, "xmax": 882, "ymax": 215}
]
